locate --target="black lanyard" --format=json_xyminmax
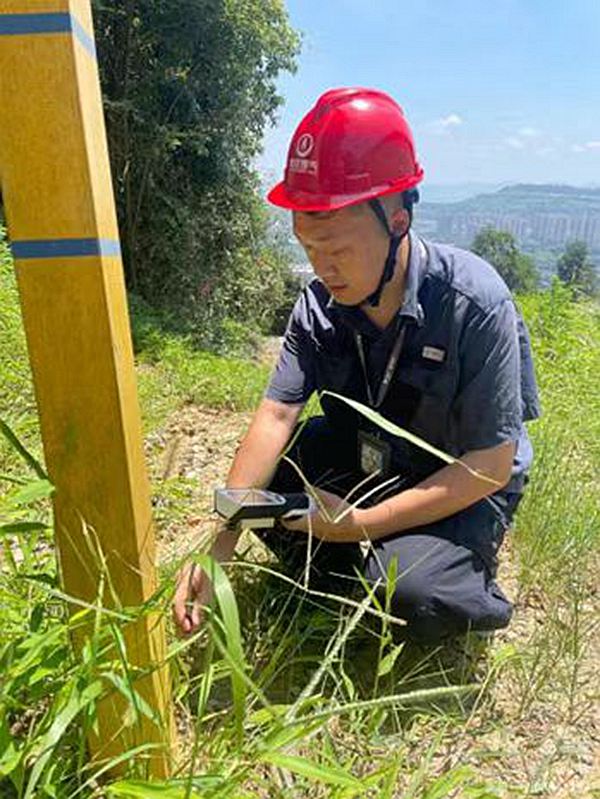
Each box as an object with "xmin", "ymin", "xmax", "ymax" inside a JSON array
[
  {"xmin": 354, "ymin": 323, "xmax": 407, "ymax": 409},
  {"xmin": 353, "ymin": 236, "xmax": 427, "ymax": 409}
]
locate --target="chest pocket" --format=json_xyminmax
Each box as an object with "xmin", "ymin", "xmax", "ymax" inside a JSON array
[
  {"xmin": 315, "ymin": 343, "xmax": 366, "ymax": 443},
  {"xmin": 374, "ymin": 359, "xmax": 456, "ymax": 483},
  {"xmin": 383, "ymin": 354, "xmax": 457, "ymax": 443},
  {"xmin": 314, "ymin": 330, "xmax": 362, "ymax": 395}
]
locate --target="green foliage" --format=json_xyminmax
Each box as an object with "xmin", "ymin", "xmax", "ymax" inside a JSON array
[
  {"xmin": 1, "ymin": 224, "xmax": 599, "ymax": 796},
  {"xmin": 518, "ymin": 278, "xmax": 600, "ymax": 464},
  {"xmin": 92, "ymin": 0, "xmax": 300, "ymax": 349},
  {"xmin": 471, "ymin": 226, "xmax": 540, "ymax": 292},
  {"xmin": 0, "ymin": 230, "xmax": 41, "ymax": 477},
  {"xmin": 556, "ymin": 239, "xmax": 599, "ymax": 298},
  {"xmin": 514, "ymin": 281, "xmax": 600, "ymax": 587},
  {"xmin": 131, "ymin": 292, "xmax": 271, "ymax": 433},
  {"xmin": 0, "ymin": 229, "xmax": 270, "ymax": 468}
]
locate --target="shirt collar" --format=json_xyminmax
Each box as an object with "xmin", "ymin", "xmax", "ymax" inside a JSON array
[{"xmin": 327, "ymin": 229, "xmax": 427, "ymax": 334}]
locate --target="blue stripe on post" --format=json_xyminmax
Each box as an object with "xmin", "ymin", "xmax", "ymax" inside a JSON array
[
  {"xmin": 11, "ymin": 239, "xmax": 122, "ymax": 260},
  {"xmin": 69, "ymin": 14, "xmax": 96, "ymax": 58},
  {"xmin": 0, "ymin": 12, "xmax": 96, "ymax": 58}
]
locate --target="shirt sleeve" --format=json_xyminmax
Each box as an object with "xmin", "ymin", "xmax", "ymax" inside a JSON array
[
  {"xmin": 517, "ymin": 314, "xmax": 542, "ymax": 421},
  {"xmin": 264, "ymin": 292, "xmax": 316, "ymax": 405},
  {"xmin": 453, "ymin": 298, "xmax": 524, "ymax": 453}
]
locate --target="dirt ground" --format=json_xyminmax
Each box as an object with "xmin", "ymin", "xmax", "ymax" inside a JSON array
[{"xmin": 148, "ymin": 390, "xmax": 600, "ymax": 798}]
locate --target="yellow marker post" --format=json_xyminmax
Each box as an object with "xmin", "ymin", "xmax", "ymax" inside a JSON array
[{"xmin": 0, "ymin": 1, "xmax": 174, "ymax": 777}]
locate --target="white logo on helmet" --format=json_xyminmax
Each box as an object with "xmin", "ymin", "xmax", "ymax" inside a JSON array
[{"xmin": 296, "ymin": 133, "xmax": 314, "ymax": 158}]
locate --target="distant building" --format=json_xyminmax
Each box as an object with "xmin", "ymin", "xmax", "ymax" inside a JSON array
[
  {"xmin": 414, "ymin": 185, "xmax": 600, "ymax": 279},
  {"xmin": 273, "ymin": 185, "xmax": 600, "ymax": 285}
]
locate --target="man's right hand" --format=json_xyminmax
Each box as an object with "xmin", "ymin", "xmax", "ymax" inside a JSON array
[
  {"xmin": 172, "ymin": 561, "xmax": 213, "ymax": 637},
  {"xmin": 171, "ymin": 398, "xmax": 302, "ymax": 637}
]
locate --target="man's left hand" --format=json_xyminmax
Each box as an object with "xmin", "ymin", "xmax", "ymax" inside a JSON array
[{"xmin": 281, "ymin": 487, "xmax": 365, "ymax": 542}]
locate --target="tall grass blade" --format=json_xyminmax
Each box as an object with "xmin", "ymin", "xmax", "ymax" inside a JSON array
[
  {"xmin": 0, "ymin": 419, "xmax": 47, "ymax": 479},
  {"xmin": 260, "ymin": 752, "xmax": 362, "ymax": 789},
  {"xmin": 322, "ymin": 391, "xmax": 501, "ymax": 486},
  {"xmin": 0, "ymin": 521, "xmax": 48, "ymax": 535},
  {"xmin": 23, "ymin": 680, "xmax": 104, "ymax": 799},
  {"xmin": 194, "ymin": 554, "xmax": 248, "ymax": 741},
  {"xmin": 9, "ymin": 479, "xmax": 54, "ymax": 506},
  {"xmin": 108, "ymin": 779, "xmax": 203, "ymax": 798}
]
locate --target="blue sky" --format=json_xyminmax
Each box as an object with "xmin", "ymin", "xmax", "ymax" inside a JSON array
[{"xmin": 259, "ymin": 0, "xmax": 600, "ymax": 187}]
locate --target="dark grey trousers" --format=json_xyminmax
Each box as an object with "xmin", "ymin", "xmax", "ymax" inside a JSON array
[{"xmin": 255, "ymin": 416, "xmax": 523, "ymax": 643}]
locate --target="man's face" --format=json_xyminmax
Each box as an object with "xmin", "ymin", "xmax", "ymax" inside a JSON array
[{"xmin": 293, "ymin": 203, "xmax": 389, "ymax": 305}]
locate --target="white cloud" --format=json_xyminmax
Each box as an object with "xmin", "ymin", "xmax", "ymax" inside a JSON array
[
  {"xmin": 536, "ymin": 146, "xmax": 556, "ymax": 157},
  {"xmin": 426, "ymin": 113, "xmax": 463, "ymax": 134},
  {"xmin": 518, "ymin": 126, "xmax": 540, "ymax": 138},
  {"xmin": 571, "ymin": 141, "xmax": 600, "ymax": 152},
  {"xmin": 505, "ymin": 137, "xmax": 525, "ymax": 150},
  {"xmin": 440, "ymin": 113, "xmax": 463, "ymax": 128}
]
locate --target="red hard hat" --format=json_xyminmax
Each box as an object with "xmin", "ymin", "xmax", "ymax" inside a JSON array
[{"xmin": 267, "ymin": 87, "xmax": 424, "ymax": 213}]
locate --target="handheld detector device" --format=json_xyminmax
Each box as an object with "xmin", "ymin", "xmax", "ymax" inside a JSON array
[{"xmin": 214, "ymin": 488, "xmax": 314, "ymax": 529}]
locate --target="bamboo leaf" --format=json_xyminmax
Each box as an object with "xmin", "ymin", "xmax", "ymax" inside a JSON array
[
  {"xmin": 108, "ymin": 781, "xmax": 197, "ymax": 798},
  {"xmin": 248, "ymin": 704, "xmax": 290, "ymax": 727},
  {"xmin": 261, "ymin": 752, "xmax": 362, "ymax": 789},
  {"xmin": 11, "ymin": 479, "xmax": 54, "ymax": 506},
  {"xmin": 0, "ymin": 714, "xmax": 22, "ymax": 778},
  {"xmin": 107, "ymin": 778, "xmax": 219, "ymax": 798},
  {"xmin": 102, "ymin": 672, "xmax": 161, "ymax": 727},
  {"xmin": 23, "ymin": 680, "xmax": 104, "ymax": 799},
  {"xmin": 377, "ymin": 642, "xmax": 405, "ymax": 677},
  {"xmin": 0, "ymin": 521, "xmax": 48, "ymax": 535},
  {"xmin": 421, "ymin": 765, "xmax": 475, "ymax": 799},
  {"xmin": 194, "ymin": 554, "xmax": 248, "ymax": 741}
]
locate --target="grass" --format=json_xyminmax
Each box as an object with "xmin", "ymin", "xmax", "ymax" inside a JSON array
[
  {"xmin": 515, "ymin": 283, "xmax": 600, "ymax": 586},
  {"xmin": 1, "ymin": 230, "xmax": 599, "ymax": 797},
  {"xmin": 130, "ymin": 294, "xmax": 271, "ymax": 435}
]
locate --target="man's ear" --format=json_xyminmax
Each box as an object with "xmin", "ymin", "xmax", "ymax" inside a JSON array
[{"xmin": 389, "ymin": 206, "xmax": 410, "ymax": 237}]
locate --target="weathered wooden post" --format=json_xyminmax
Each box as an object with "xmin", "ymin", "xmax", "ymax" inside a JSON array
[{"xmin": 0, "ymin": 1, "xmax": 174, "ymax": 777}]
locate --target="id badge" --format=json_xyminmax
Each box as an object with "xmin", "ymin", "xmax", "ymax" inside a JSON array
[{"xmin": 358, "ymin": 430, "xmax": 392, "ymax": 477}]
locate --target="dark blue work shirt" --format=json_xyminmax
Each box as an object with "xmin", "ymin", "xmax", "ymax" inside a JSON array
[{"xmin": 266, "ymin": 231, "xmax": 541, "ymax": 493}]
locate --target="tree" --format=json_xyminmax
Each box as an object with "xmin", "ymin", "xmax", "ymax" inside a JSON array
[
  {"xmin": 471, "ymin": 227, "xmax": 539, "ymax": 294},
  {"xmin": 92, "ymin": 0, "xmax": 300, "ymax": 348},
  {"xmin": 556, "ymin": 240, "xmax": 598, "ymax": 298}
]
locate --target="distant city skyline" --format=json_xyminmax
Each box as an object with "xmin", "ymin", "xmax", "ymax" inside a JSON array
[{"xmin": 259, "ymin": 1, "xmax": 600, "ymax": 187}]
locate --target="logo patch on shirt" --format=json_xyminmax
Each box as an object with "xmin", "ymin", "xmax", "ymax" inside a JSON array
[{"xmin": 422, "ymin": 345, "xmax": 446, "ymax": 363}]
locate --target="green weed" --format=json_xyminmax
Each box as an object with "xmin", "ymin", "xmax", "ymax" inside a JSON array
[{"xmin": 1, "ymin": 224, "xmax": 599, "ymax": 796}]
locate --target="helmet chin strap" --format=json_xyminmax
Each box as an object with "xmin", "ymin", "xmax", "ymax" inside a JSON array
[
  {"xmin": 363, "ymin": 229, "xmax": 405, "ymax": 308},
  {"xmin": 359, "ymin": 190, "xmax": 418, "ymax": 308}
]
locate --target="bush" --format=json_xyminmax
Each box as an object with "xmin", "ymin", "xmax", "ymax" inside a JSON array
[
  {"xmin": 556, "ymin": 240, "xmax": 599, "ymax": 298},
  {"xmin": 93, "ymin": 0, "xmax": 301, "ymax": 349},
  {"xmin": 471, "ymin": 226, "xmax": 540, "ymax": 293}
]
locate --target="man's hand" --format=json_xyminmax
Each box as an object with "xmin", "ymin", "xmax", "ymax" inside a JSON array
[
  {"xmin": 282, "ymin": 487, "xmax": 366, "ymax": 542},
  {"xmin": 171, "ymin": 397, "xmax": 303, "ymax": 638},
  {"xmin": 172, "ymin": 561, "xmax": 213, "ymax": 637}
]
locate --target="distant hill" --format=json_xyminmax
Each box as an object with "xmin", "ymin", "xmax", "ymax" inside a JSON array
[
  {"xmin": 414, "ymin": 184, "xmax": 600, "ymax": 279},
  {"xmin": 419, "ymin": 183, "xmax": 507, "ymax": 204},
  {"xmin": 266, "ymin": 183, "xmax": 600, "ymax": 284}
]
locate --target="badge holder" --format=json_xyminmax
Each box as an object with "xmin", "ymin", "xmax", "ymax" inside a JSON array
[
  {"xmin": 357, "ymin": 430, "xmax": 392, "ymax": 477},
  {"xmin": 214, "ymin": 488, "xmax": 315, "ymax": 530}
]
